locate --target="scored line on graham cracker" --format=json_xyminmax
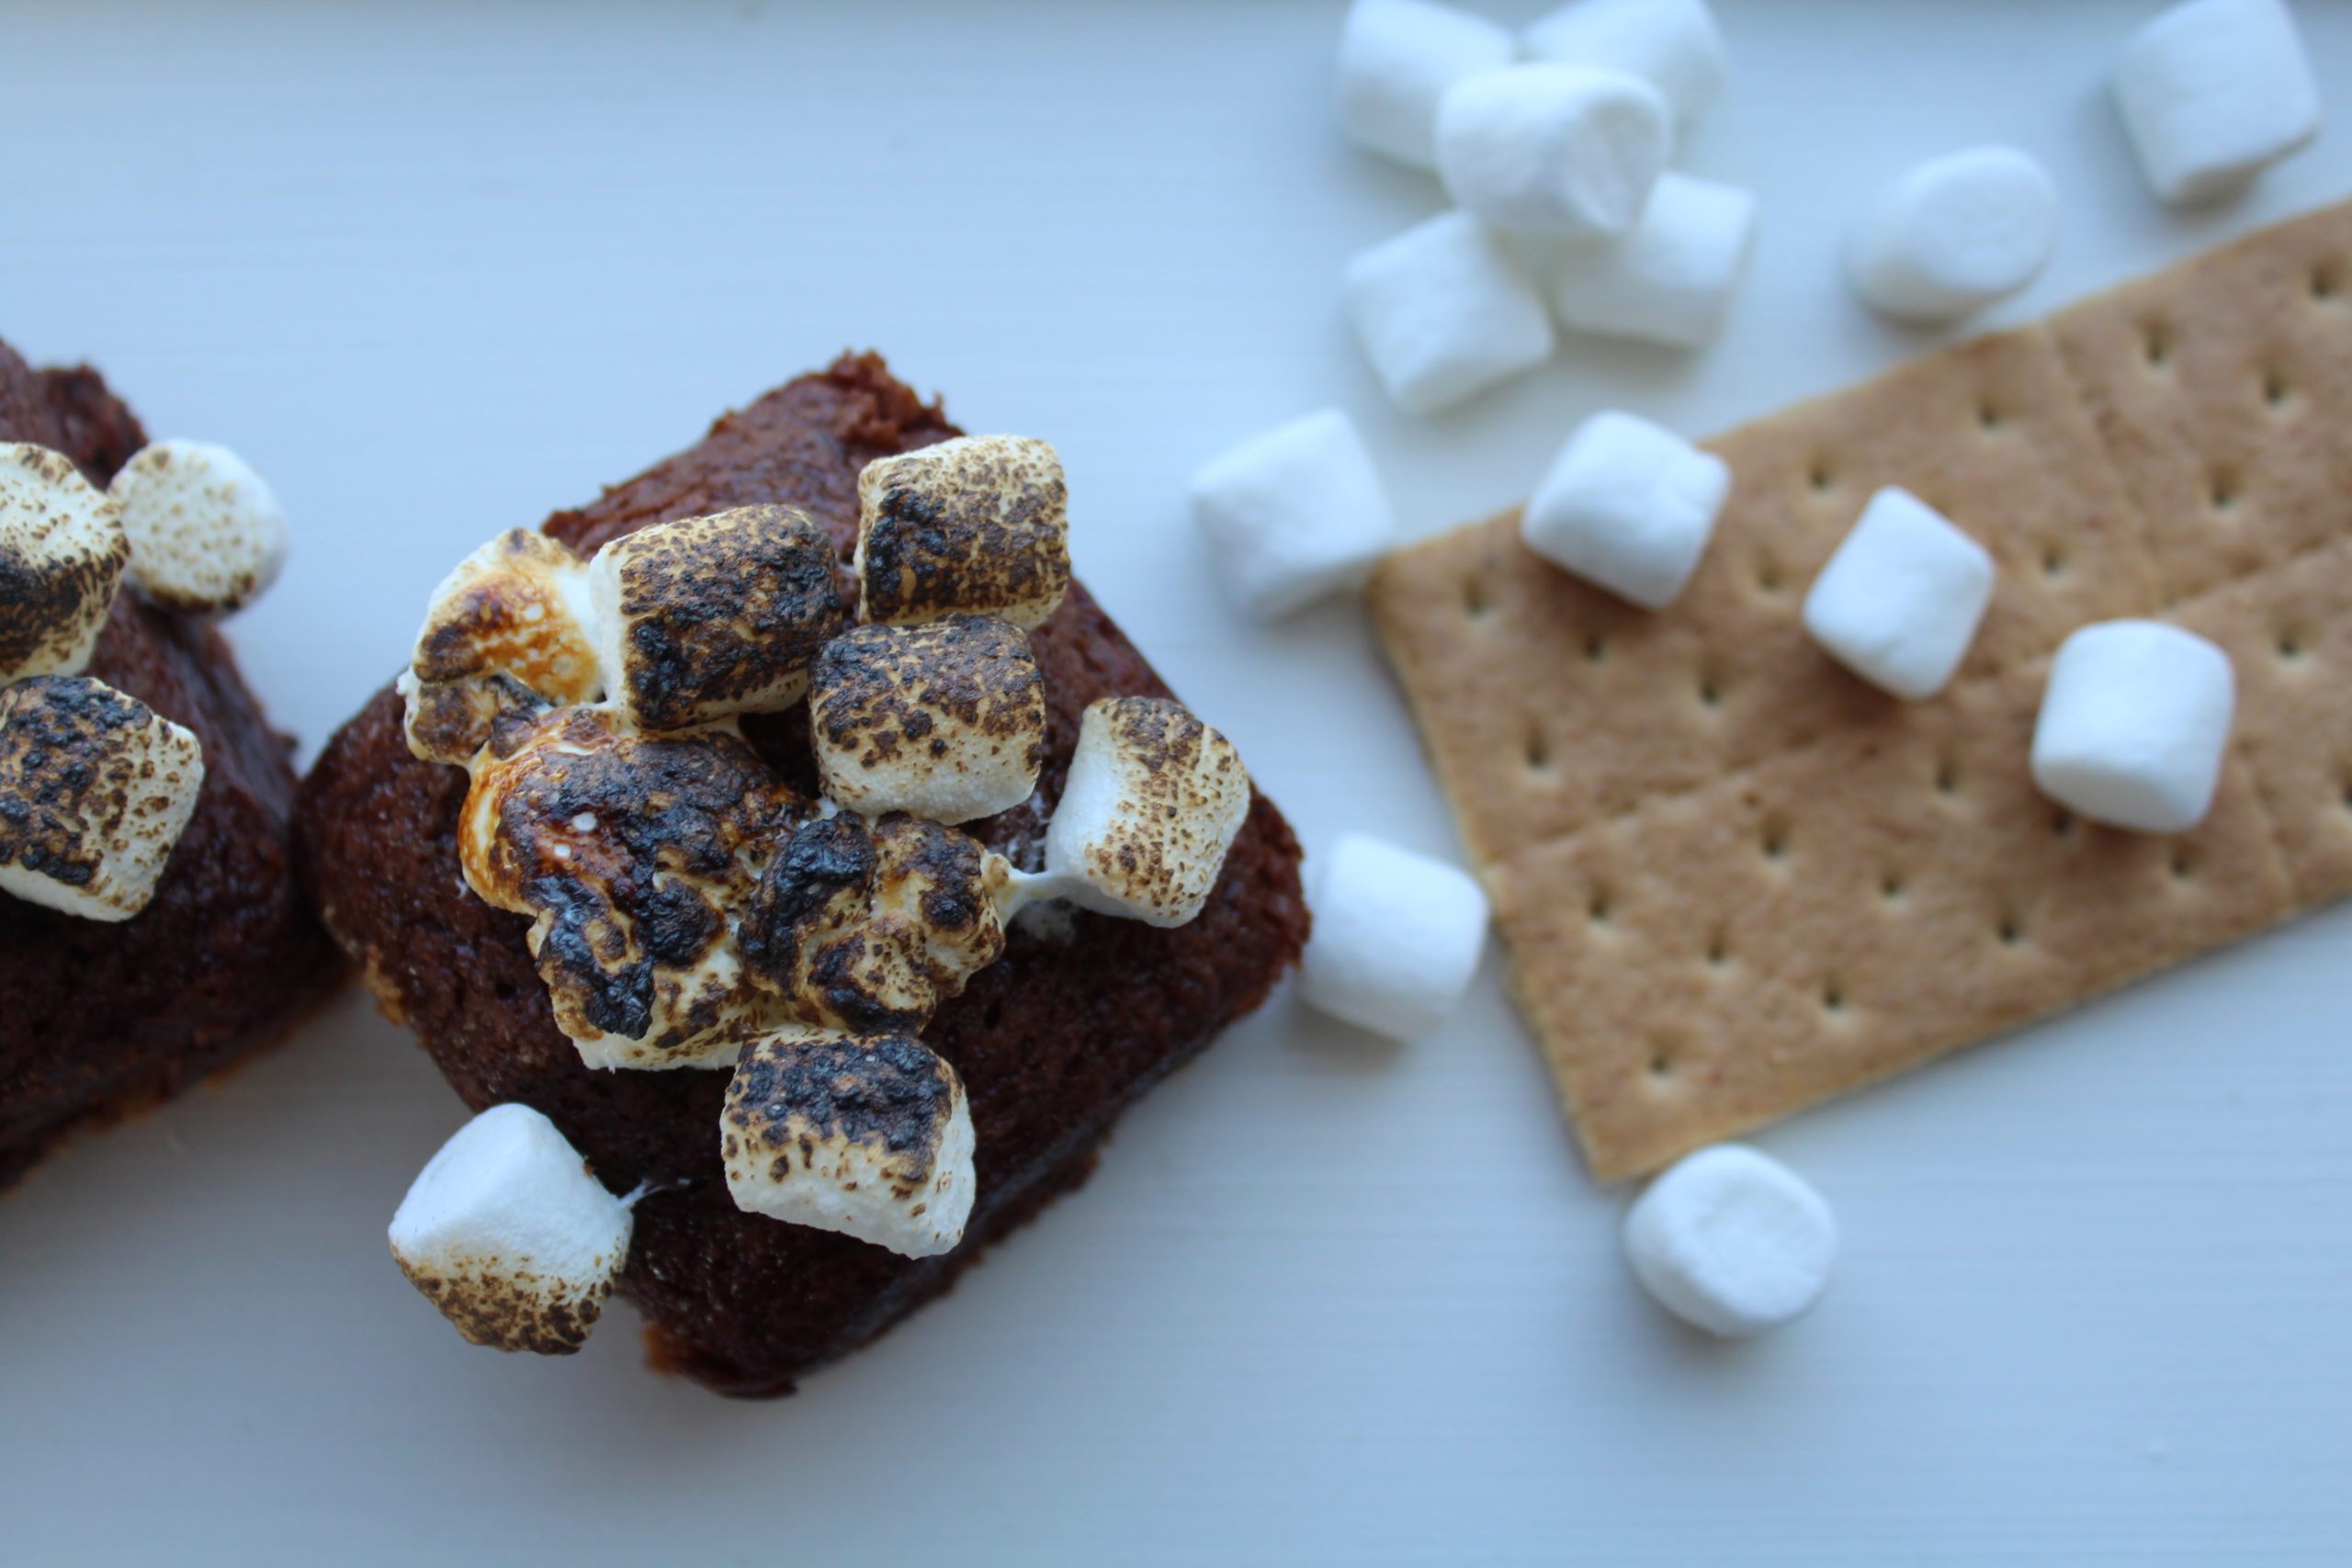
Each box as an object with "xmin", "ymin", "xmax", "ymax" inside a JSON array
[{"xmin": 1370, "ymin": 199, "xmax": 2352, "ymax": 1183}]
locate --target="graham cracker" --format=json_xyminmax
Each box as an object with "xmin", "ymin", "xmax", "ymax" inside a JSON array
[{"xmin": 1369, "ymin": 198, "xmax": 2352, "ymax": 1183}]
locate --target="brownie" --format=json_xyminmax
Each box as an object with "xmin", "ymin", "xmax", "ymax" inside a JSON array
[
  {"xmin": 0, "ymin": 342, "xmax": 343, "ymax": 1188},
  {"xmin": 296, "ymin": 353, "xmax": 1309, "ymax": 1396}
]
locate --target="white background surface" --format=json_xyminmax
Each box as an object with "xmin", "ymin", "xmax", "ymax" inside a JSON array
[{"xmin": 3, "ymin": 2, "xmax": 2349, "ymax": 1562}]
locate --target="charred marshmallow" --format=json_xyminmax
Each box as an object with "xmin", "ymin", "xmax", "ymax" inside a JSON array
[
  {"xmin": 808, "ymin": 615, "xmax": 1046, "ymax": 826},
  {"xmin": 107, "ymin": 439, "xmax": 288, "ymax": 615},
  {"xmin": 401, "ymin": 529, "xmax": 601, "ymax": 765},
  {"xmin": 458, "ymin": 705, "xmax": 807, "ymax": 1069},
  {"xmin": 1045, "ymin": 695, "xmax": 1250, "ymax": 929},
  {"xmin": 721, "ymin": 1031, "xmax": 977, "ymax": 1258},
  {"xmin": 2113, "ymin": 0, "xmax": 2320, "ymax": 207},
  {"xmin": 0, "ymin": 443, "xmax": 129, "ymax": 682},
  {"xmin": 1434, "ymin": 63, "xmax": 1673, "ymax": 239},
  {"xmin": 2030, "ymin": 620, "xmax": 2235, "ymax": 835},
  {"xmin": 1522, "ymin": 0, "xmax": 1727, "ymax": 122},
  {"xmin": 1299, "ymin": 833, "xmax": 1490, "ymax": 1043},
  {"xmin": 0, "ymin": 675, "xmax": 205, "ymax": 921},
  {"xmin": 856, "ymin": 435, "xmax": 1070, "ymax": 630},
  {"xmin": 740, "ymin": 811, "xmax": 1009, "ymax": 1037},
  {"xmin": 389, "ymin": 1103, "xmax": 634, "ymax": 1355},
  {"xmin": 1344, "ymin": 211, "xmax": 1557, "ymax": 415},
  {"xmin": 1334, "ymin": 0, "xmax": 1515, "ymax": 171},
  {"xmin": 589, "ymin": 504, "xmax": 843, "ymax": 731}
]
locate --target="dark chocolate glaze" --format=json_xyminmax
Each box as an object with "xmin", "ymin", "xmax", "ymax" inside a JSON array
[
  {"xmin": 296, "ymin": 354, "xmax": 1308, "ymax": 1394},
  {"xmin": 0, "ymin": 343, "xmax": 342, "ymax": 1186}
]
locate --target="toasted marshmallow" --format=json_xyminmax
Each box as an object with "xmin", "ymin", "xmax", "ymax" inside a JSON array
[
  {"xmin": 404, "ymin": 529, "xmax": 601, "ymax": 765},
  {"xmin": 589, "ymin": 504, "xmax": 843, "ymax": 731},
  {"xmin": 856, "ymin": 435, "xmax": 1070, "ymax": 630},
  {"xmin": 741, "ymin": 811, "xmax": 1008, "ymax": 1036},
  {"xmin": 0, "ymin": 675, "xmax": 204, "ymax": 921},
  {"xmin": 722, "ymin": 1031, "xmax": 977, "ymax": 1258},
  {"xmin": 389, "ymin": 1103, "xmax": 634, "ymax": 1355},
  {"xmin": 808, "ymin": 615, "xmax": 1046, "ymax": 825},
  {"xmin": 107, "ymin": 439, "xmax": 288, "ymax": 615},
  {"xmin": 459, "ymin": 705, "xmax": 808, "ymax": 1068},
  {"xmin": 1045, "ymin": 696, "xmax": 1250, "ymax": 929},
  {"xmin": 0, "ymin": 443, "xmax": 129, "ymax": 682}
]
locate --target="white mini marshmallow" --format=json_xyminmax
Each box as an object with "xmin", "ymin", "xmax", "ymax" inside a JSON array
[
  {"xmin": 107, "ymin": 440, "xmax": 288, "ymax": 615},
  {"xmin": 2113, "ymin": 0, "xmax": 2321, "ymax": 207},
  {"xmin": 1046, "ymin": 696, "xmax": 1251, "ymax": 929},
  {"xmin": 1344, "ymin": 211, "xmax": 1557, "ymax": 415},
  {"xmin": 1189, "ymin": 409, "xmax": 1396, "ymax": 621},
  {"xmin": 1521, "ymin": 411, "xmax": 1728, "ymax": 610},
  {"xmin": 1624, "ymin": 1145, "xmax": 1837, "ymax": 1337},
  {"xmin": 1549, "ymin": 172, "xmax": 1757, "ymax": 349},
  {"xmin": 2030, "ymin": 619, "xmax": 2235, "ymax": 834},
  {"xmin": 1522, "ymin": 0, "xmax": 1728, "ymax": 121},
  {"xmin": 0, "ymin": 675, "xmax": 205, "ymax": 922},
  {"xmin": 1434, "ymin": 63, "xmax": 1673, "ymax": 238},
  {"xmin": 722, "ymin": 1032, "xmax": 976, "ymax": 1258},
  {"xmin": 1299, "ymin": 833, "xmax": 1489, "ymax": 1043},
  {"xmin": 389, "ymin": 1103, "xmax": 635, "ymax": 1355},
  {"xmin": 0, "ymin": 443, "xmax": 127, "ymax": 683},
  {"xmin": 1802, "ymin": 487, "xmax": 1994, "ymax": 700},
  {"xmin": 1335, "ymin": 0, "xmax": 1515, "ymax": 170},
  {"xmin": 1846, "ymin": 146, "xmax": 2061, "ymax": 323}
]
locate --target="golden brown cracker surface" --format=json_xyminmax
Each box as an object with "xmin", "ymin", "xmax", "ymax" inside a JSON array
[{"xmin": 1372, "ymin": 198, "xmax": 2352, "ymax": 1183}]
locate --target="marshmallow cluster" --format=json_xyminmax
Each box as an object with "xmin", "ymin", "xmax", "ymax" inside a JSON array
[
  {"xmin": 390, "ymin": 1103, "xmax": 635, "ymax": 1355},
  {"xmin": 1299, "ymin": 833, "xmax": 1490, "ymax": 1043},
  {"xmin": 2113, "ymin": 0, "xmax": 2320, "ymax": 207},
  {"xmin": 1334, "ymin": 0, "xmax": 1750, "ymax": 412},
  {"xmin": 591, "ymin": 504, "xmax": 844, "ymax": 731},
  {"xmin": 1190, "ymin": 409, "xmax": 1396, "ymax": 621},
  {"xmin": 1623, "ymin": 1145, "xmax": 1838, "ymax": 1337},
  {"xmin": 1847, "ymin": 146, "xmax": 2061, "ymax": 324},
  {"xmin": 2031, "ymin": 620, "xmax": 2235, "ymax": 835},
  {"xmin": 1522, "ymin": 410, "xmax": 1728, "ymax": 610},
  {"xmin": 108, "ymin": 439, "xmax": 288, "ymax": 615},
  {"xmin": 1046, "ymin": 696, "xmax": 1253, "ymax": 928},
  {"xmin": 808, "ymin": 615, "xmax": 1046, "ymax": 825},
  {"xmin": 857, "ymin": 435, "xmax": 1070, "ymax": 630},
  {"xmin": 0, "ymin": 675, "xmax": 205, "ymax": 921},
  {"xmin": 1802, "ymin": 488, "xmax": 1995, "ymax": 701},
  {"xmin": 0, "ymin": 437, "xmax": 287, "ymax": 924},
  {"xmin": 395, "ymin": 428, "xmax": 1259, "ymax": 1325},
  {"xmin": 722, "ymin": 1031, "xmax": 977, "ymax": 1258}
]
